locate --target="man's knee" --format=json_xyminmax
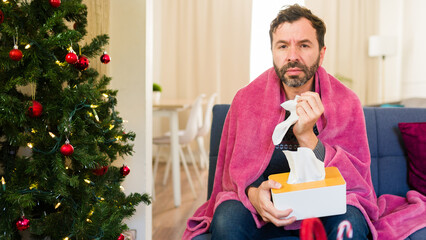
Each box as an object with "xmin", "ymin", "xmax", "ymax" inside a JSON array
[
  {"xmin": 210, "ymin": 200, "xmax": 256, "ymax": 238},
  {"xmin": 211, "ymin": 200, "xmax": 251, "ymax": 230}
]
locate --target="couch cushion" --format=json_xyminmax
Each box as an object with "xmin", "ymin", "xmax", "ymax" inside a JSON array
[
  {"xmin": 363, "ymin": 107, "xmax": 426, "ymax": 196},
  {"xmin": 363, "ymin": 108, "xmax": 379, "ymax": 195},
  {"xmin": 405, "ymin": 227, "xmax": 426, "ymax": 240},
  {"xmin": 398, "ymin": 122, "xmax": 426, "ymax": 195}
]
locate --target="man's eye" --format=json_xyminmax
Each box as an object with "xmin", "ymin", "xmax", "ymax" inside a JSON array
[
  {"xmin": 280, "ymin": 45, "xmax": 288, "ymax": 49},
  {"xmin": 301, "ymin": 44, "xmax": 310, "ymax": 48}
]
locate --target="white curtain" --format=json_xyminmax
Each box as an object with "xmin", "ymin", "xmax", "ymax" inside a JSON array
[
  {"xmin": 305, "ymin": 0, "xmax": 380, "ymax": 105},
  {"xmin": 153, "ymin": 0, "xmax": 252, "ymax": 105}
]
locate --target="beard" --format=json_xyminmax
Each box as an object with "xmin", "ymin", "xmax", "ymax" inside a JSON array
[{"xmin": 274, "ymin": 56, "xmax": 320, "ymax": 88}]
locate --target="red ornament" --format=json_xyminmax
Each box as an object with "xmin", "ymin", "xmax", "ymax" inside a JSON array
[
  {"xmin": 49, "ymin": 0, "xmax": 61, "ymax": 8},
  {"xmin": 0, "ymin": 9, "xmax": 4, "ymax": 24},
  {"xmin": 60, "ymin": 142, "xmax": 74, "ymax": 156},
  {"xmin": 75, "ymin": 55, "xmax": 89, "ymax": 71},
  {"xmin": 16, "ymin": 217, "xmax": 30, "ymax": 231},
  {"xmin": 117, "ymin": 234, "xmax": 125, "ymax": 240},
  {"xmin": 100, "ymin": 51, "xmax": 111, "ymax": 64},
  {"xmin": 9, "ymin": 45, "xmax": 23, "ymax": 61},
  {"xmin": 65, "ymin": 51, "xmax": 78, "ymax": 64},
  {"xmin": 120, "ymin": 165, "xmax": 130, "ymax": 176},
  {"xmin": 92, "ymin": 165, "xmax": 109, "ymax": 176},
  {"xmin": 300, "ymin": 218, "xmax": 327, "ymax": 240},
  {"xmin": 28, "ymin": 100, "xmax": 43, "ymax": 117}
]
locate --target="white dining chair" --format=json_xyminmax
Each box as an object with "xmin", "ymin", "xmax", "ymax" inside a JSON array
[
  {"xmin": 152, "ymin": 95, "xmax": 204, "ymax": 198},
  {"xmin": 196, "ymin": 93, "xmax": 217, "ymax": 169}
]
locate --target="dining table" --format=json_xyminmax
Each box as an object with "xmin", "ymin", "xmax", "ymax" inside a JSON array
[{"xmin": 153, "ymin": 99, "xmax": 193, "ymax": 207}]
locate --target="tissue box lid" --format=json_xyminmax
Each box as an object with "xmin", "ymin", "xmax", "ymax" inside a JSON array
[{"xmin": 269, "ymin": 167, "xmax": 345, "ymax": 194}]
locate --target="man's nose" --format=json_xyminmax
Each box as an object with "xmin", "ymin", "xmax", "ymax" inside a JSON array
[{"xmin": 286, "ymin": 47, "xmax": 300, "ymax": 62}]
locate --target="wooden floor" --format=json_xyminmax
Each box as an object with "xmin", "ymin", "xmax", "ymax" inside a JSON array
[{"xmin": 152, "ymin": 161, "xmax": 208, "ymax": 240}]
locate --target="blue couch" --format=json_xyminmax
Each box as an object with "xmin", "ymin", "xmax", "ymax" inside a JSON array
[{"xmin": 194, "ymin": 105, "xmax": 426, "ymax": 240}]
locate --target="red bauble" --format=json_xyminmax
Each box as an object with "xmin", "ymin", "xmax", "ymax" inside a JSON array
[
  {"xmin": 49, "ymin": 0, "xmax": 61, "ymax": 8},
  {"xmin": 92, "ymin": 165, "xmax": 109, "ymax": 176},
  {"xmin": 117, "ymin": 234, "xmax": 125, "ymax": 240},
  {"xmin": 28, "ymin": 100, "xmax": 43, "ymax": 117},
  {"xmin": 65, "ymin": 52, "xmax": 78, "ymax": 64},
  {"xmin": 16, "ymin": 217, "xmax": 30, "ymax": 231},
  {"xmin": 100, "ymin": 52, "xmax": 111, "ymax": 64},
  {"xmin": 75, "ymin": 55, "xmax": 89, "ymax": 71},
  {"xmin": 120, "ymin": 165, "xmax": 130, "ymax": 176},
  {"xmin": 9, "ymin": 46, "xmax": 23, "ymax": 61},
  {"xmin": 0, "ymin": 9, "xmax": 4, "ymax": 24},
  {"xmin": 300, "ymin": 218, "xmax": 327, "ymax": 240},
  {"xmin": 60, "ymin": 143, "xmax": 74, "ymax": 156}
]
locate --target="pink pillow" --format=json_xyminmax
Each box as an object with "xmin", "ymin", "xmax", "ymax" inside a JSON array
[{"xmin": 398, "ymin": 122, "xmax": 426, "ymax": 195}]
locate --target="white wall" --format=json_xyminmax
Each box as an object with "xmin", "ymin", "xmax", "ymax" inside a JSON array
[
  {"xmin": 249, "ymin": 0, "xmax": 304, "ymax": 81},
  {"xmin": 379, "ymin": 0, "xmax": 426, "ymax": 101},
  {"xmin": 400, "ymin": 0, "xmax": 426, "ymax": 98},
  {"xmin": 110, "ymin": 0, "xmax": 152, "ymax": 239},
  {"xmin": 377, "ymin": 0, "xmax": 402, "ymax": 102}
]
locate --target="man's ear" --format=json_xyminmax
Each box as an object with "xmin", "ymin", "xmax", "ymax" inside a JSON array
[{"xmin": 319, "ymin": 46, "xmax": 326, "ymax": 66}]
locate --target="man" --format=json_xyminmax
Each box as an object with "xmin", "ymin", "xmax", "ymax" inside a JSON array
[{"xmin": 183, "ymin": 4, "xmax": 379, "ymax": 240}]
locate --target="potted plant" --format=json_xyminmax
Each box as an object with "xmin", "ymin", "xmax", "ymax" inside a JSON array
[{"xmin": 153, "ymin": 83, "xmax": 162, "ymax": 104}]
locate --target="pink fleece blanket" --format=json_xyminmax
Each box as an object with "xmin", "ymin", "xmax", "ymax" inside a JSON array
[{"xmin": 183, "ymin": 67, "xmax": 426, "ymax": 240}]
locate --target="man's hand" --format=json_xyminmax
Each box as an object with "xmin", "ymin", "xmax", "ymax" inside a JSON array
[
  {"xmin": 293, "ymin": 91, "xmax": 324, "ymax": 149},
  {"xmin": 247, "ymin": 180, "xmax": 296, "ymax": 227}
]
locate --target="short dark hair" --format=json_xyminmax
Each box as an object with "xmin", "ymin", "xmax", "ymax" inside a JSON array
[{"xmin": 269, "ymin": 4, "xmax": 326, "ymax": 50}]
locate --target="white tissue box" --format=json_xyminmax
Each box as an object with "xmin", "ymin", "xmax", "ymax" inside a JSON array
[{"xmin": 269, "ymin": 167, "xmax": 346, "ymax": 220}]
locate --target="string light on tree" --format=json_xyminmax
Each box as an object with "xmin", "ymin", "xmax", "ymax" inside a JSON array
[
  {"xmin": 84, "ymin": 179, "xmax": 94, "ymax": 185},
  {"xmin": 1, "ymin": 177, "xmax": 5, "ymax": 191}
]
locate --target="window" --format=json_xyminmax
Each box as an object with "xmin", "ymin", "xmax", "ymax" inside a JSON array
[{"xmin": 250, "ymin": 0, "xmax": 305, "ymax": 81}]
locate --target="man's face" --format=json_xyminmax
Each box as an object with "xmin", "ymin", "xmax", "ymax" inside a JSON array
[{"xmin": 271, "ymin": 18, "xmax": 325, "ymax": 87}]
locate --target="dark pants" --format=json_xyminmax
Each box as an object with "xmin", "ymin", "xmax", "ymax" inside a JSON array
[{"xmin": 210, "ymin": 200, "xmax": 369, "ymax": 240}]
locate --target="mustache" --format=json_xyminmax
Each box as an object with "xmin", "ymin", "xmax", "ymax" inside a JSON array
[{"xmin": 280, "ymin": 61, "xmax": 308, "ymax": 73}]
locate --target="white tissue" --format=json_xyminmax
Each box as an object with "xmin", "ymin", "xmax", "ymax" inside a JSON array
[
  {"xmin": 272, "ymin": 96, "xmax": 300, "ymax": 145},
  {"xmin": 272, "ymin": 96, "xmax": 326, "ymax": 184},
  {"xmin": 284, "ymin": 148, "xmax": 325, "ymax": 184}
]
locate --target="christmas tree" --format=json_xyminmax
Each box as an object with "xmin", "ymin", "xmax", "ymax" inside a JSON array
[{"xmin": 0, "ymin": 0, "xmax": 151, "ymax": 239}]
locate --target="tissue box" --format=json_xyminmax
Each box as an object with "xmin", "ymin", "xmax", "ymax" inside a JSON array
[{"xmin": 269, "ymin": 167, "xmax": 346, "ymax": 220}]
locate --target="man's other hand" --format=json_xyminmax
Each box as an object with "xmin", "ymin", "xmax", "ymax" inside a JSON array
[{"xmin": 247, "ymin": 179, "xmax": 296, "ymax": 227}]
